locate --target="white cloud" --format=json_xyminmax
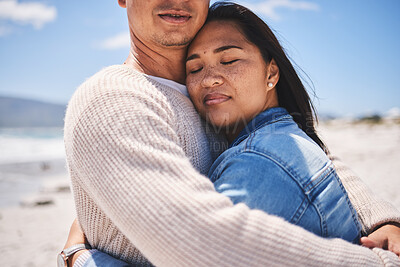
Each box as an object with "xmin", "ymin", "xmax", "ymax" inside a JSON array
[
  {"xmin": 0, "ymin": 25, "xmax": 13, "ymax": 36},
  {"xmin": 238, "ymin": 0, "xmax": 319, "ymax": 20},
  {"xmin": 97, "ymin": 32, "xmax": 130, "ymax": 50},
  {"xmin": 0, "ymin": 0, "xmax": 57, "ymax": 29}
]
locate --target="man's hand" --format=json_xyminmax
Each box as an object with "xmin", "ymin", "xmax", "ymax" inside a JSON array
[
  {"xmin": 360, "ymin": 224, "xmax": 400, "ymax": 257},
  {"xmin": 63, "ymin": 219, "xmax": 90, "ymax": 267}
]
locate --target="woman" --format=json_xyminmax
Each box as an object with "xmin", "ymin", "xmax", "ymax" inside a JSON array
[
  {"xmin": 185, "ymin": 2, "xmax": 361, "ymax": 242},
  {"xmin": 63, "ymin": 2, "xmax": 400, "ymax": 266}
]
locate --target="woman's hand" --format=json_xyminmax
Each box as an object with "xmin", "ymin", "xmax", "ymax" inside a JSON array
[
  {"xmin": 360, "ymin": 224, "xmax": 400, "ymax": 257},
  {"xmin": 63, "ymin": 218, "xmax": 89, "ymax": 266}
]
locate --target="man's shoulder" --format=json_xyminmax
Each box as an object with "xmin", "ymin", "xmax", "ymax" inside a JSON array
[
  {"xmin": 79, "ymin": 65, "xmax": 142, "ymax": 90},
  {"xmin": 66, "ymin": 65, "xmax": 173, "ymax": 123},
  {"xmin": 72, "ymin": 65, "xmax": 167, "ymax": 103}
]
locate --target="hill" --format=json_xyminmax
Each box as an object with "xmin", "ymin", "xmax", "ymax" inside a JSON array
[{"xmin": 0, "ymin": 96, "xmax": 66, "ymax": 127}]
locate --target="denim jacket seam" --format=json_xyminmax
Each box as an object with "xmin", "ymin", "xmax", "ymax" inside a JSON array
[
  {"xmin": 247, "ymin": 144, "xmax": 303, "ymax": 183},
  {"xmin": 289, "ymin": 196, "xmax": 310, "ymax": 225},
  {"xmin": 214, "ymin": 147, "xmax": 307, "ymax": 195},
  {"xmin": 244, "ymin": 148, "xmax": 314, "ymax": 225},
  {"xmin": 246, "ymin": 133, "xmax": 255, "ymax": 150},
  {"xmin": 231, "ymin": 114, "xmax": 292, "ymax": 147},
  {"xmin": 303, "ymin": 163, "xmax": 335, "ymax": 236},
  {"xmin": 310, "ymin": 201, "xmax": 327, "ymax": 236},
  {"xmin": 331, "ymin": 171, "xmax": 362, "ymax": 234},
  {"xmin": 243, "ymin": 133, "xmax": 250, "ymax": 150},
  {"xmin": 303, "ymin": 162, "xmax": 335, "ymax": 193},
  {"xmin": 210, "ymin": 149, "xmax": 247, "ymax": 182},
  {"xmin": 252, "ymin": 114, "xmax": 291, "ymax": 133},
  {"xmin": 210, "ymin": 147, "xmax": 325, "ymax": 233}
]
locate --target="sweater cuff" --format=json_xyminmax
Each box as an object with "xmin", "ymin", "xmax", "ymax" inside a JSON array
[
  {"xmin": 368, "ymin": 216, "xmax": 400, "ymax": 234},
  {"xmin": 372, "ymin": 247, "xmax": 400, "ymax": 266},
  {"xmin": 73, "ymin": 249, "xmax": 98, "ymax": 267}
]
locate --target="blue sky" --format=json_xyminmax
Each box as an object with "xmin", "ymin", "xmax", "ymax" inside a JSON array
[{"xmin": 0, "ymin": 0, "xmax": 399, "ymax": 116}]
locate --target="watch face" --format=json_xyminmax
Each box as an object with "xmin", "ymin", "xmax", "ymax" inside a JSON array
[{"xmin": 57, "ymin": 253, "xmax": 67, "ymax": 267}]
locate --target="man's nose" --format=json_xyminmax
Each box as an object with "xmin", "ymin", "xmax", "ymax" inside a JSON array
[
  {"xmin": 201, "ymin": 68, "xmax": 223, "ymax": 88},
  {"xmin": 168, "ymin": 0, "xmax": 190, "ymax": 5}
]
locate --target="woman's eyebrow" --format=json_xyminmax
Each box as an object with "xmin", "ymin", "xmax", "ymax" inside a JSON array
[
  {"xmin": 186, "ymin": 45, "xmax": 243, "ymax": 62},
  {"xmin": 214, "ymin": 45, "xmax": 242, "ymax": 53},
  {"xmin": 186, "ymin": 54, "xmax": 200, "ymax": 62}
]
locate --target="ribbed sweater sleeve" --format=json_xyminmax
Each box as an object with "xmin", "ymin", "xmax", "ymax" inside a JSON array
[
  {"xmin": 66, "ymin": 66, "xmax": 400, "ymax": 266},
  {"xmin": 331, "ymin": 156, "xmax": 400, "ymax": 234}
]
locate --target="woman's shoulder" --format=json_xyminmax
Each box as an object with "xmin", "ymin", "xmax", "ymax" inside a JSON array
[
  {"xmin": 249, "ymin": 119, "xmax": 325, "ymax": 158},
  {"xmin": 210, "ymin": 123, "xmax": 331, "ymax": 181}
]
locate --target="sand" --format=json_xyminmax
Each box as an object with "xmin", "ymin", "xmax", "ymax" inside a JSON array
[
  {"xmin": 318, "ymin": 121, "xmax": 400, "ymax": 209},
  {"xmin": 0, "ymin": 160, "xmax": 75, "ymax": 267},
  {"xmin": 0, "ymin": 122, "xmax": 399, "ymax": 266}
]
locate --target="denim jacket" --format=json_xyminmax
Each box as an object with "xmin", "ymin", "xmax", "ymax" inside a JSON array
[{"xmin": 209, "ymin": 107, "xmax": 361, "ymax": 243}]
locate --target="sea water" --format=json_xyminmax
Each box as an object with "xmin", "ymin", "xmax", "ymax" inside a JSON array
[
  {"xmin": 0, "ymin": 128, "xmax": 67, "ymax": 207},
  {"xmin": 0, "ymin": 127, "xmax": 65, "ymax": 164}
]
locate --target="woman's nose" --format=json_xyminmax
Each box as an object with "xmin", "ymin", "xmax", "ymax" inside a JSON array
[{"xmin": 201, "ymin": 68, "xmax": 223, "ymax": 88}]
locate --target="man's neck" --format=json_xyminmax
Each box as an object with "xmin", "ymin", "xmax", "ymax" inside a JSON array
[{"xmin": 124, "ymin": 31, "xmax": 187, "ymax": 84}]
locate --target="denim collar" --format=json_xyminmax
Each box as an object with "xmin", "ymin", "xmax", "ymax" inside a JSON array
[{"xmin": 230, "ymin": 107, "xmax": 289, "ymax": 148}]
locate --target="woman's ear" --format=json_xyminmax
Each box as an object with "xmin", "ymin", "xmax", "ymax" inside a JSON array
[
  {"xmin": 266, "ymin": 58, "xmax": 280, "ymax": 91},
  {"xmin": 118, "ymin": 0, "xmax": 126, "ymax": 8}
]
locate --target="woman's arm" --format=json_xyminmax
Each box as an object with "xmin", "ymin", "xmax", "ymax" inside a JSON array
[
  {"xmin": 74, "ymin": 249, "xmax": 131, "ymax": 267},
  {"xmin": 62, "ymin": 219, "xmax": 89, "ymax": 267}
]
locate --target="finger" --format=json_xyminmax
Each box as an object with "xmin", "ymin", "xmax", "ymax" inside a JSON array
[
  {"xmin": 360, "ymin": 237, "xmax": 380, "ymax": 248},
  {"xmin": 388, "ymin": 243, "xmax": 400, "ymax": 257}
]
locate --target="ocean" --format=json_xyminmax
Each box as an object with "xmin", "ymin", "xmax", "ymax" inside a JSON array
[{"xmin": 0, "ymin": 127, "xmax": 67, "ymax": 207}]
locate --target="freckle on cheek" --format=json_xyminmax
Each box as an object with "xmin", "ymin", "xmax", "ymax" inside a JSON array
[{"xmin": 229, "ymin": 68, "xmax": 241, "ymax": 82}]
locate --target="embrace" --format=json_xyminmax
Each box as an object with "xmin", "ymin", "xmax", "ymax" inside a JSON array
[{"xmin": 60, "ymin": 1, "xmax": 400, "ymax": 266}]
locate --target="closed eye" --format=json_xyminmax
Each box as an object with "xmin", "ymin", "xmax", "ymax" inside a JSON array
[
  {"xmin": 221, "ymin": 59, "xmax": 239, "ymax": 65},
  {"xmin": 189, "ymin": 67, "xmax": 203, "ymax": 74}
]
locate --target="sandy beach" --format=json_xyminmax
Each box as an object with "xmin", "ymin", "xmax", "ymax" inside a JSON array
[
  {"xmin": 318, "ymin": 121, "xmax": 400, "ymax": 209},
  {"xmin": 0, "ymin": 122, "xmax": 399, "ymax": 266}
]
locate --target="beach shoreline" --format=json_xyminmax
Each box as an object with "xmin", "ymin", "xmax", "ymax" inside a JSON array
[{"xmin": 0, "ymin": 122, "xmax": 399, "ymax": 266}]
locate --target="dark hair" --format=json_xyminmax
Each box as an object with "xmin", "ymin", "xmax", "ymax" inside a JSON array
[{"xmin": 207, "ymin": 2, "xmax": 328, "ymax": 153}]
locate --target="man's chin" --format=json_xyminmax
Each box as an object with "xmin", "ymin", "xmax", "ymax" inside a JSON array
[
  {"xmin": 162, "ymin": 40, "xmax": 192, "ymax": 47},
  {"xmin": 155, "ymin": 34, "xmax": 193, "ymax": 48}
]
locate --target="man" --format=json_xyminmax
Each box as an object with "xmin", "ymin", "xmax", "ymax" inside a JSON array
[{"xmin": 63, "ymin": 0, "xmax": 400, "ymax": 266}]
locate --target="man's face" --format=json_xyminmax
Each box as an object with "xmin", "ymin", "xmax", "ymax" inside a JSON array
[{"xmin": 126, "ymin": 0, "xmax": 209, "ymax": 48}]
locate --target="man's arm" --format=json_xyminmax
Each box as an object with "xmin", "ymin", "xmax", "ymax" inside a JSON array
[
  {"xmin": 65, "ymin": 87, "xmax": 399, "ymax": 266},
  {"xmin": 331, "ymin": 156, "xmax": 400, "ymax": 235}
]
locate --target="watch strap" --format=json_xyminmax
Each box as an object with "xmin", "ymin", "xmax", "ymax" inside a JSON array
[{"xmin": 62, "ymin": 243, "xmax": 92, "ymax": 257}]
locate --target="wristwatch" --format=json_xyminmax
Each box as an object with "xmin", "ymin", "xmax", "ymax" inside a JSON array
[{"xmin": 57, "ymin": 243, "xmax": 91, "ymax": 267}]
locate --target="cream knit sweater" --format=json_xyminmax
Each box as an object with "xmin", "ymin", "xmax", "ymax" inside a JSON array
[{"xmin": 64, "ymin": 65, "xmax": 400, "ymax": 266}]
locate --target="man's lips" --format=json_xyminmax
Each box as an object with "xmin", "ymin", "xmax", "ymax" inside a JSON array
[
  {"xmin": 203, "ymin": 93, "xmax": 231, "ymax": 106},
  {"xmin": 158, "ymin": 10, "xmax": 191, "ymax": 24}
]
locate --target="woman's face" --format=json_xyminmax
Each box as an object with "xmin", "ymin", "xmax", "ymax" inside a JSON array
[{"xmin": 186, "ymin": 20, "xmax": 278, "ymax": 138}]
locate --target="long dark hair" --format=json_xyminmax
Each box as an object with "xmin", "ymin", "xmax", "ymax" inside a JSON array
[{"xmin": 207, "ymin": 2, "xmax": 328, "ymax": 153}]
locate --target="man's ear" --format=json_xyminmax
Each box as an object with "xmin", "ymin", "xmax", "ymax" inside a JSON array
[
  {"xmin": 118, "ymin": 0, "xmax": 126, "ymax": 8},
  {"xmin": 266, "ymin": 58, "xmax": 280, "ymax": 91}
]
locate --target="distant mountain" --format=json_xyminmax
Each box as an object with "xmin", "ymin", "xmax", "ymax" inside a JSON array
[{"xmin": 0, "ymin": 96, "xmax": 67, "ymax": 127}]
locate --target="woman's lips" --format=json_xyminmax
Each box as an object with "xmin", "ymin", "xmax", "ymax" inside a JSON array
[
  {"xmin": 158, "ymin": 10, "xmax": 191, "ymax": 24},
  {"xmin": 203, "ymin": 93, "xmax": 231, "ymax": 106}
]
